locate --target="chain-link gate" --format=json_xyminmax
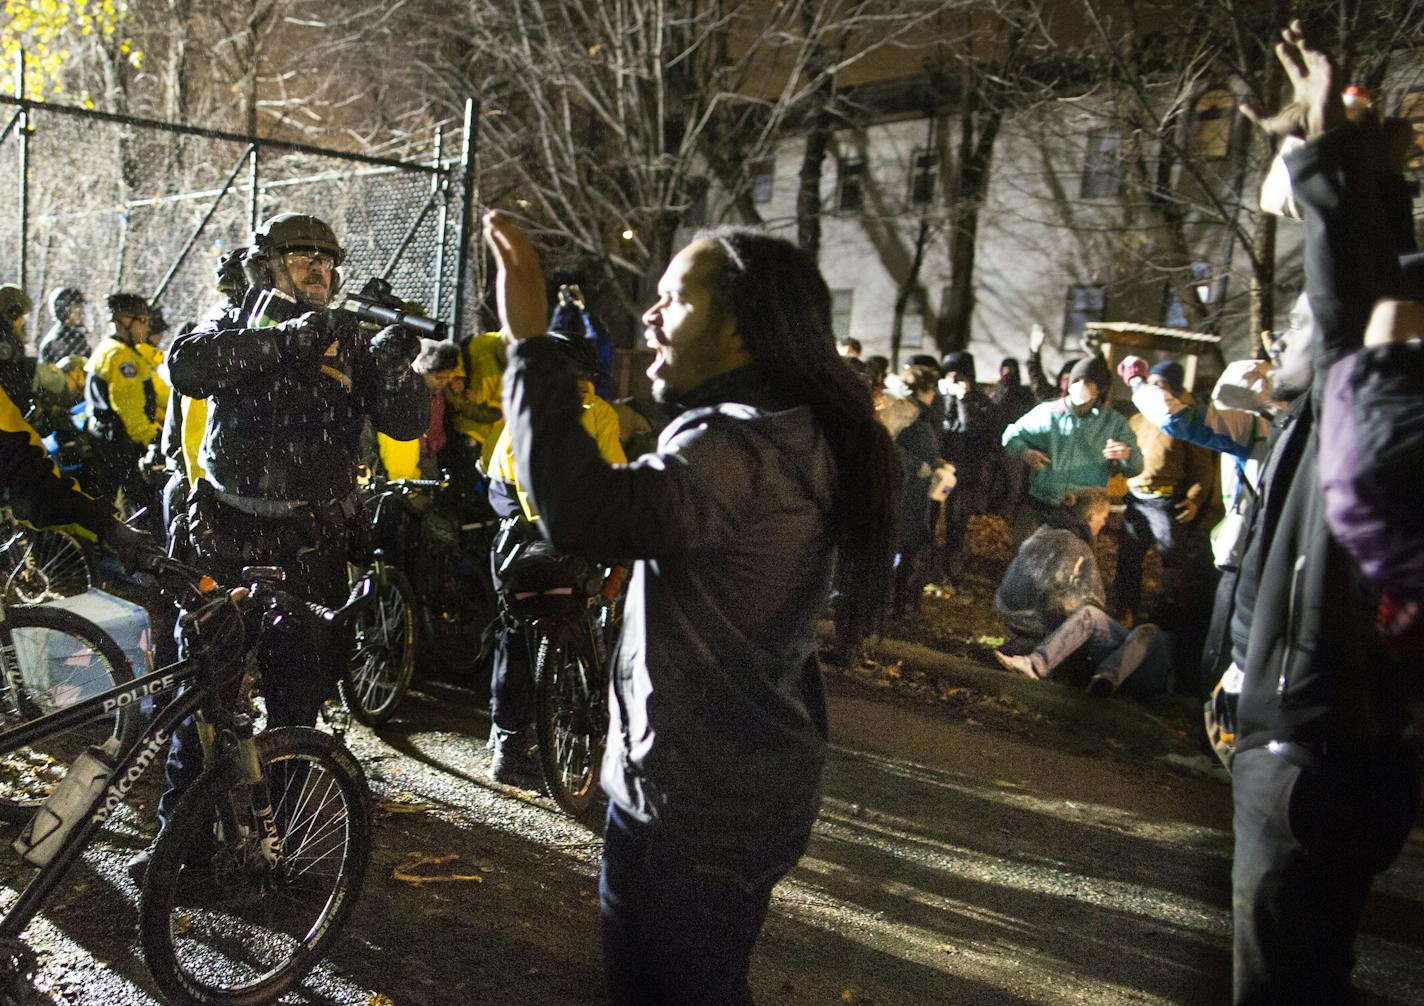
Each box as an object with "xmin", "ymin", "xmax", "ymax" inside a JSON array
[{"xmin": 0, "ymin": 78, "xmax": 478, "ymax": 350}]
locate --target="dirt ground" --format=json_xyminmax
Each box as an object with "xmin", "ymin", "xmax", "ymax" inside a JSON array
[
  {"xmin": 1, "ymin": 663, "xmax": 1421, "ymax": 1006},
  {"xmin": 0, "ymin": 522, "xmax": 1420, "ymax": 1005}
]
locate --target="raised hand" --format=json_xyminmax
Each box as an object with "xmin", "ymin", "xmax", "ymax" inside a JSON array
[
  {"xmin": 1240, "ymin": 20, "xmax": 1344, "ymax": 139},
  {"xmin": 483, "ymin": 211, "xmax": 549, "ymax": 342}
]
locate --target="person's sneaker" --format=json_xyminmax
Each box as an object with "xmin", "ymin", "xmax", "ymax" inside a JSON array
[
  {"xmin": 489, "ymin": 728, "xmax": 545, "ymax": 791},
  {"xmin": 1086, "ymin": 673, "xmax": 1116, "ymax": 698},
  {"xmin": 126, "ymin": 843, "xmax": 156, "ymax": 885}
]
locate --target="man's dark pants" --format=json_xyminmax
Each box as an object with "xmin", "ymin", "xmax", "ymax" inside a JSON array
[
  {"xmin": 1232, "ymin": 741, "xmax": 1419, "ymax": 1005},
  {"xmin": 1116, "ymin": 494, "xmax": 1183, "ymax": 619},
  {"xmin": 156, "ymin": 495, "xmax": 352, "ymax": 830},
  {"xmin": 600, "ymin": 803, "xmax": 808, "ymax": 1005}
]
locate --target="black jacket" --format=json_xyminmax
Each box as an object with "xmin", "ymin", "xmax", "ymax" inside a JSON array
[
  {"xmin": 1231, "ymin": 124, "xmax": 1413, "ymax": 755},
  {"xmin": 167, "ymin": 301, "xmax": 428, "ymax": 502},
  {"xmin": 0, "ymin": 385, "xmax": 110, "ymax": 531},
  {"xmin": 505, "ymin": 342, "xmax": 836, "ymax": 851}
]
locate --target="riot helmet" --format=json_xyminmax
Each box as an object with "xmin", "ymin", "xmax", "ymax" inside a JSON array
[{"xmin": 48, "ymin": 287, "xmax": 85, "ymax": 324}]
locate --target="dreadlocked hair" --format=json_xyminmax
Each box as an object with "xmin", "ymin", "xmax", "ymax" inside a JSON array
[{"xmin": 693, "ymin": 226, "xmax": 902, "ymax": 653}]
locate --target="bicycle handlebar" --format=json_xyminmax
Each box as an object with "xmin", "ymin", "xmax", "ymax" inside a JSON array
[{"xmin": 151, "ymin": 554, "xmax": 374, "ymax": 632}]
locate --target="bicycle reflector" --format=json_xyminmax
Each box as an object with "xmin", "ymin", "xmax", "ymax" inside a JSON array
[{"xmin": 198, "ymin": 575, "xmax": 219, "ymax": 594}]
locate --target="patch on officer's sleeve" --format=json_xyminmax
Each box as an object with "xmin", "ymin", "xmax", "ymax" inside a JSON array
[{"xmin": 119, "ymin": 362, "xmax": 139, "ymax": 378}]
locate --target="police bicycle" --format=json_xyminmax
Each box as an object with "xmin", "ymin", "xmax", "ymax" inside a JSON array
[
  {"xmin": 341, "ymin": 474, "xmax": 498, "ymax": 725},
  {"xmin": 0, "ymin": 554, "xmax": 374, "ymax": 1006},
  {"xmin": 500, "ymin": 538, "xmax": 623, "ymax": 828}
]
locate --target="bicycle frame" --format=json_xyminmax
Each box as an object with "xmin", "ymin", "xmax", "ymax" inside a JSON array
[{"xmin": 0, "ymin": 652, "xmax": 229, "ymax": 940}]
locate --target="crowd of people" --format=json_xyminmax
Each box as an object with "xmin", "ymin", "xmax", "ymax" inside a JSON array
[{"xmin": 0, "ymin": 18, "xmax": 1418, "ymax": 1006}]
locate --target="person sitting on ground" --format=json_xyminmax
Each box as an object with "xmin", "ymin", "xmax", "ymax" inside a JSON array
[{"xmin": 993, "ymin": 488, "xmax": 1172, "ymax": 697}]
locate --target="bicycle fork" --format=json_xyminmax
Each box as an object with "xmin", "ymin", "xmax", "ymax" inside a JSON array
[{"xmin": 198, "ymin": 715, "xmax": 286, "ymax": 869}]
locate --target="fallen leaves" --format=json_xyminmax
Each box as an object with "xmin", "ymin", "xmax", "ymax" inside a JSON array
[{"xmin": 393, "ymin": 853, "xmax": 485, "ymax": 886}]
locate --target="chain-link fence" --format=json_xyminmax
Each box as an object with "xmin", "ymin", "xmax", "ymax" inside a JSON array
[{"xmin": 0, "ymin": 96, "xmax": 474, "ymax": 350}]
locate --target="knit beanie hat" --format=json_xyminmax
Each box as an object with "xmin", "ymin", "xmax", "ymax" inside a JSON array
[
  {"xmin": 1149, "ymin": 360, "xmax": 1186, "ymax": 394},
  {"xmin": 940, "ymin": 351, "xmax": 976, "ymax": 383}
]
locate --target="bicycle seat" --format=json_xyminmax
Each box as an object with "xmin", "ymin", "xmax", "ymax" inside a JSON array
[{"xmin": 241, "ymin": 566, "xmax": 286, "ymax": 584}]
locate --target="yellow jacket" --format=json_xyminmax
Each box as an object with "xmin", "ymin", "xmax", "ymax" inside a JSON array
[
  {"xmin": 450, "ymin": 333, "xmax": 506, "ymax": 449},
  {"xmin": 85, "ymin": 337, "xmax": 159, "ymax": 445},
  {"xmin": 135, "ymin": 342, "xmax": 170, "ymax": 424},
  {"xmin": 491, "ymin": 390, "xmax": 626, "ymax": 523},
  {"xmin": 181, "ymin": 395, "xmax": 208, "ymax": 481},
  {"xmin": 377, "ymin": 434, "xmax": 422, "ymax": 481}
]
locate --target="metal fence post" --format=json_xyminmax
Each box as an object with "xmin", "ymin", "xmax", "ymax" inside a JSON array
[
  {"xmin": 431, "ymin": 126, "xmax": 448, "ymax": 336},
  {"xmin": 450, "ymin": 98, "xmax": 479, "ymax": 342},
  {"xmin": 15, "ymin": 50, "xmax": 28, "ymax": 290},
  {"xmin": 248, "ymin": 146, "xmax": 259, "ymax": 232},
  {"xmin": 151, "ymin": 144, "xmax": 255, "ymax": 306}
]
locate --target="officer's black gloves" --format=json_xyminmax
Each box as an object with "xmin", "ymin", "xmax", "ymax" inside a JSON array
[
  {"xmin": 369, "ymin": 325, "xmax": 421, "ymax": 382},
  {"xmin": 98, "ymin": 519, "xmax": 161, "ymax": 573},
  {"xmin": 273, "ymin": 311, "xmax": 327, "ymax": 359}
]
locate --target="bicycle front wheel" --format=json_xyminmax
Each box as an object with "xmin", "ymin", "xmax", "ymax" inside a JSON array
[
  {"xmin": 139, "ymin": 727, "xmax": 373, "ymax": 1006},
  {"xmin": 534, "ymin": 623, "xmax": 607, "ymax": 826},
  {"xmin": 0, "ymin": 606, "xmax": 140, "ymax": 821},
  {"xmin": 339, "ymin": 565, "xmax": 416, "ymax": 726}
]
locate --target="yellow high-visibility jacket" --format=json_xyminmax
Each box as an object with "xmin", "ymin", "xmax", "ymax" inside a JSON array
[
  {"xmin": 0, "ymin": 384, "xmax": 109, "ymax": 532},
  {"xmin": 85, "ymin": 336, "xmax": 159, "ymax": 446},
  {"xmin": 135, "ymin": 342, "xmax": 170, "ymax": 425},
  {"xmin": 491, "ymin": 389, "xmax": 626, "ymax": 523}
]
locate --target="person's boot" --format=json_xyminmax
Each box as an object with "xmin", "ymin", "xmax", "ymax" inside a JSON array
[{"xmin": 489, "ymin": 727, "xmax": 544, "ymax": 791}]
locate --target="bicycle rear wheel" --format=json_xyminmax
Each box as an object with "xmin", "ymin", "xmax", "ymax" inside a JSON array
[
  {"xmin": 0, "ymin": 606, "xmax": 140, "ymax": 821},
  {"xmin": 534, "ymin": 623, "xmax": 607, "ymax": 827},
  {"xmin": 0, "ymin": 528, "xmax": 92, "ymax": 605},
  {"xmin": 339, "ymin": 565, "xmax": 415, "ymax": 726},
  {"xmin": 139, "ymin": 727, "xmax": 372, "ymax": 1006}
]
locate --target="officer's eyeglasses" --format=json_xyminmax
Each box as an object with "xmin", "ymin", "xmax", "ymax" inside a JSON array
[{"xmin": 283, "ymin": 250, "xmax": 336, "ymax": 271}]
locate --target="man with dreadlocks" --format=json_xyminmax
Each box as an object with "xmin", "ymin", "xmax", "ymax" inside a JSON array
[{"xmin": 485, "ymin": 211, "xmax": 900, "ymax": 1005}]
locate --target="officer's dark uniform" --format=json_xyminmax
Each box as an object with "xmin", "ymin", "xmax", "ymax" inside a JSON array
[{"xmin": 156, "ymin": 286, "xmax": 428, "ymax": 828}]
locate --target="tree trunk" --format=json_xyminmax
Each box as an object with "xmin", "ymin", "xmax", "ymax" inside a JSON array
[
  {"xmin": 1247, "ymin": 212, "xmax": 1277, "ymax": 347},
  {"xmin": 938, "ymin": 101, "xmax": 1001, "ymax": 354}
]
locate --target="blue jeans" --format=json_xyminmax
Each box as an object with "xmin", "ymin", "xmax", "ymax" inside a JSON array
[
  {"xmin": 1030, "ymin": 605, "xmax": 1173, "ymax": 696},
  {"xmin": 599, "ymin": 803, "xmax": 808, "ymax": 1005}
]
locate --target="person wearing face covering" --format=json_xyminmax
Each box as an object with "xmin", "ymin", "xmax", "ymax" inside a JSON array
[{"xmin": 1001, "ymin": 354, "xmax": 1141, "ymax": 545}]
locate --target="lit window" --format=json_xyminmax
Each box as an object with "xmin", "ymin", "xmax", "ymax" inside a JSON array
[
  {"xmin": 1192, "ymin": 89, "xmax": 1234, "ymax": 160},
  {"xmin": 1401, "ymin": 89, "xmax": 1424, "ymax": 172}
]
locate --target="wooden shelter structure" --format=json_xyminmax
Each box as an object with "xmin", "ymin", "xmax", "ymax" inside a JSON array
[{"xmin": 1084, "ymin": 321, "xmax": 1222, "ymax": 394}]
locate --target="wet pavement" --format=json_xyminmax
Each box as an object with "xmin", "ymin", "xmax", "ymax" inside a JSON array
[{"xmin": 1, "ymin": 673, "xmax": 1421, "ymax": 1005}]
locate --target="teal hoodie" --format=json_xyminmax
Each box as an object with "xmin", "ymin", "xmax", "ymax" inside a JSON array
[{"xmin": 1002, "ymin": 397, "xmax": 1142, "ymax": 505}]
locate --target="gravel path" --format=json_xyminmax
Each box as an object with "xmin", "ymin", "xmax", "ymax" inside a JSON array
[{"xmin": 1, "ymin": 676, "xmax": 1420, "ymax": 1005}]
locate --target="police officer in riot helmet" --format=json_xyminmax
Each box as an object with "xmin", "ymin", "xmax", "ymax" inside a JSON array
[
  {"xmin": 0, "ymin": 285, "xmax": 36, "ymax": 407},
  {"xmin": 84, "ymin": 293, "xmax": 161, "ymax": 507},
  {"xmin": 38, "ymin": 287, "xmax": 90, "ymax": 364},
  {"xmin": 129, "ymin": 212, "xmax": 429, "ymax": 881}
]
